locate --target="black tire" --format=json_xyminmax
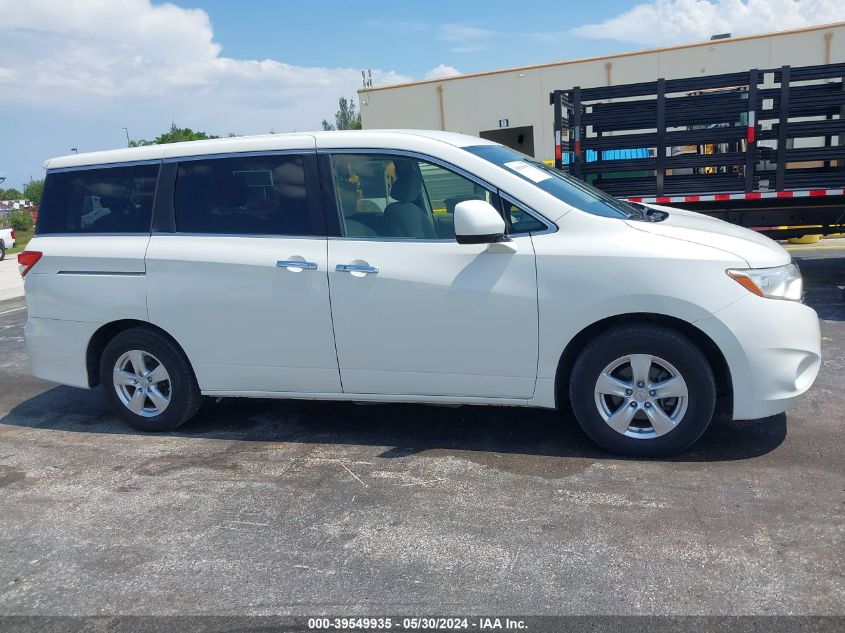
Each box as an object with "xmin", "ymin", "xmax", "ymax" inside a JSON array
[
  {"xmin": 0, "ymin": 240, "xmax": 6, "ymax": 261},
  {"xmin": 569, "ymin": 324, "xmax": 716, "ymax": 457},
  {"xmin": 100, "ymin": 326, "xmax": 201, "ymax": 432}
]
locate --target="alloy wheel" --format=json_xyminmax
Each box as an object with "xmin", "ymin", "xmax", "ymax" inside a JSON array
[
  {"xmin": 113, "ymin": 350, "xmax": 172, "ymax": 418},
  {"xmin": 593, "ymin": 354, "xmax": 688, "ymax": 440}
]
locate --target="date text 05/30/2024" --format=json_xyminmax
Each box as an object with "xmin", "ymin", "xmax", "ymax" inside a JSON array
[{"xmin": 307, "ymin": 617, "xmax": 528, "ymax": 630}]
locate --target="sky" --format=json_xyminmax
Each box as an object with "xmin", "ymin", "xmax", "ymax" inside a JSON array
[{"xmin": 0, "ymin": 0, "xmax": 842, "ymax": 190}]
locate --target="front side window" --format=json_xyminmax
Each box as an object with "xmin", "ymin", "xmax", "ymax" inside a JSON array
[
  {"xmin": 37, "ymin": 163, "xmax": 159, "ymax": 234},
  {"xmin": 502, "ymin": 198, "xmax": 548, "ymax": 234},
  {"xmin": 329, "ymin": 153, "xmax": 499, "ymax": 239},
  {"xmin": 174, "ymin": 154, "xmax": 318, "ymax": 236}
]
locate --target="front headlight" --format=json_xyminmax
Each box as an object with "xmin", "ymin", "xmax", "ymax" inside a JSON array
[{"xmin": 727, "ymin": 261, "xmax": 803, "ymax": 302}]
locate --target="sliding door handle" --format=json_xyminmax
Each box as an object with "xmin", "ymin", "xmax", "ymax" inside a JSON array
[
  {"xmin": 277, "ymin": 259, "xmax": 318, "ymax": 271},
  {"xmin": 336, "ymin": 263, "xmax": 379, "ymax": 274}
]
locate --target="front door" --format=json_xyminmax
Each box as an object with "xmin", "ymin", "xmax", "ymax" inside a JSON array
[
  {"xmin": 324, "ymin": 152, "xmax": 538, "ymax": 399},
  {"xmin": 146, "ymin": 151, "xmax": 341, "ymax": 394}
]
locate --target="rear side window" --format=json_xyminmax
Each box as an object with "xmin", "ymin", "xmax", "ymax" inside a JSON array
[
  {"xmin": 37, "ymin": 163, "xmax": 159, "ymax": 234},
  {"xmin": 174, "ymin": 154, "xmax": 319, "ymax": 236}
]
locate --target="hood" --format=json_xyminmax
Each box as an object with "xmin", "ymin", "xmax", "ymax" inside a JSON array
[{"xmin": 626, "ymin": 204, "xmax": 791, "ymax": 268}]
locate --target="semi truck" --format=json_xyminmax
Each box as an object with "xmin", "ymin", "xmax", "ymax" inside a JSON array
[{"xmin": 550, "ymin": 62, "xmax": 844, "ymax": 239}]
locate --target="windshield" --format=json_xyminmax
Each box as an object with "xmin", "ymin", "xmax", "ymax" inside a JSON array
[{"xmin": 465, "ymin": 144, "xmax": 645, "ymax": 219}]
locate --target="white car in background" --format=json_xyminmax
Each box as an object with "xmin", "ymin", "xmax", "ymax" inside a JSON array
[
  {"xmin": 18, "ymin": 130, "xmax": 821, "ymax": 456},
  {"xmin": 0, "ymin": 226, "xmax": 15, "ymax": 260}
]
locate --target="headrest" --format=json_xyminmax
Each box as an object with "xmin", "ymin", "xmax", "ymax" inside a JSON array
[
  {"xmin": 390, "ymin": 160, "xmax": 422, "ymax": 203},
  {"xmin": 337, "ymin": 182, "xmax": 358, "ymax": 214}
]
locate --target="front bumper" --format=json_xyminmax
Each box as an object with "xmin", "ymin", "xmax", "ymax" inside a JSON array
[{"xmin": 695, "ymin": 294, "xmax": 821, "ymax": 420}]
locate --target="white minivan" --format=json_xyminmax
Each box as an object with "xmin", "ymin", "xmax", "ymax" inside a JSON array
[{"xmin": 19, "ymin": 130, "xmax": 821, "ymax": 456}]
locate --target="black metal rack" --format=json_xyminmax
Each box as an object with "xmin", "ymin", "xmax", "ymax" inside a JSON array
[{"xmin": 550, "ymin": 63, "xmax": 845, "ymax": 236}]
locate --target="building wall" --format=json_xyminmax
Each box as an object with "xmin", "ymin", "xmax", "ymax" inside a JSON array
[{"xmin": 359, "ymin": 23, "xmax": 845, "ymax": 162}]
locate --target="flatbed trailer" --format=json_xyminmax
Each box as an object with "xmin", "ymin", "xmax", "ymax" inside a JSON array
[{"xmin": 550, "ymin": 62, "xmax": 845, "ymax": 238}]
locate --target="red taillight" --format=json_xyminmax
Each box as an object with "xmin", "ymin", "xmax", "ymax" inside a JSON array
[
  {"xmin": 17, "ymin": 251, "xmax": 42, "ymax": 278},
  {"xmin": 10, "ymin": 229, "xmax": 15, "ymax": 241}
]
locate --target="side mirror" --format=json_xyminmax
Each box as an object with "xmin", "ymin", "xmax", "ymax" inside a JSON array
[{"xmin": 454, "ymin": 199, "xmax": 508, "ymax": 245}]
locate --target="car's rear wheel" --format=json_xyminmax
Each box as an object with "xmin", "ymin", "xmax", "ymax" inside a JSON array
[
  {"xmin": 100, "ymin": 327, "xmax": 201, "ymax": 432},
  {"xmin": 0, "ymin": 240, "xmax": 6, "ymax": 261},
  {"xmin": 569, "ymin": 324, "xmax": 716, "ymax": 457}
]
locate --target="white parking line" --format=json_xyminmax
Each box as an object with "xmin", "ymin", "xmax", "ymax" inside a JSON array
[{"xmin": 0, "ymin": 306, "xmax": 25, "ymax": 316}]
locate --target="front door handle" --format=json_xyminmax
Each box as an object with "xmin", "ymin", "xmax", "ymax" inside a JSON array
[
  {"xmin": 336, "ymin": 263, "xmax": 379, "ymax": 274},
  {"xmin": 277, "ymin": 259, "xmax": 318, "ymax": 271}
]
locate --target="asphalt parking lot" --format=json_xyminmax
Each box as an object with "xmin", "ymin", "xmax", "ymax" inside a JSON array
[{"xmin": 0, "ymin": 248, "xmax": 842, "ymax": 616}]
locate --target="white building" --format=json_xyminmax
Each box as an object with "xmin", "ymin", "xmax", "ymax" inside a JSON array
[
  {"xmin": 0, "ymin": 200, "xmax": 32, "ymax": 212},
  {"xmin": 359, "ymin": 22, "xmax": 845, "ymax": 161}
]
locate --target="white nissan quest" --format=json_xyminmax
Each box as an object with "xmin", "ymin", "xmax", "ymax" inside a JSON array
[{"xmin": 19, "ymin": 130, "xmax": 821, "ymax": 456}]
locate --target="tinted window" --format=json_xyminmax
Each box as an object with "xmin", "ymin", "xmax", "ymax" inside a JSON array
[
  {"xmin": 37, "ymin": 163, "xmax": 159, "ymax": 234},
  {"xmin": 174, "ymin": 154, "xmax": 318, "ymax": 235},
  {"xmin": 330, "ymin": 153, "xmax": 498, "ymax": 240}
]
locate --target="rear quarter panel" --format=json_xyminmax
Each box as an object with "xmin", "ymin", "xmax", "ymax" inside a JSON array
[{"xmin": 24, "ymin": 235, "xmax": 149, "ymax": 323}]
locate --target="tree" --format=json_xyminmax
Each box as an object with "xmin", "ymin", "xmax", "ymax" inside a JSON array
[
  {"xmin": 6, "ymin": 209, "xmax": 33, "ymax": 232},
  {"xmin": 23, "ymin": 179, "xmax": 44, "ymax": 205},
  {"xmin": 0, "ymin": 188, "xmax": 22, "ymax": 201},
  {"xmin": 321, "ymin": 96, "xmax": 362, "ymax": 131},
  {"xmin": 130, "ymin": 122, "xmax": 219, "ymax": 146}
]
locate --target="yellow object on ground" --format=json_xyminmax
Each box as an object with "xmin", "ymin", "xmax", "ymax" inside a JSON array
[{"xmin": 788, "ymin": 235, "xmax": 821, "ymax": 244}]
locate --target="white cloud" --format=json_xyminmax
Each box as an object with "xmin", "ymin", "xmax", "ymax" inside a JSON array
[
  {"xmin": 438, "ymin": 23, "xmax": 498, "ymax": 53},
  {"xmin": 437, "ymin": 22, "xmax": 571, "ymax": 53},
  {"xmin": 0, "ymin": 0, "xmax": 411, "ymax": 137},
  {"xmin": 424, "ymin": 64, "xmax": 462, "ymax": 80},
  {"xmin": 572, "ymin": 0, "xmax": 843, "ymax": 46}
]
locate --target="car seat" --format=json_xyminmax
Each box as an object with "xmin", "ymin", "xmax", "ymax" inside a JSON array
[{"xmin": 384, "ymin": 160, "xmax": 437, "ymax": 239}]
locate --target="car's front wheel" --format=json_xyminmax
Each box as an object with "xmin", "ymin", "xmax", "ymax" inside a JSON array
[
  {"xmin": 100, "ymin": 327, "xmax": 202, "ymax": 432},
  {"xmin": 569, "ymin": 324, "xmax": 716, "ymax": 457}
]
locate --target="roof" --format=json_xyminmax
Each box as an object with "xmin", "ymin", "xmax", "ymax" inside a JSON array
[
  {"xmin": 359, "ymin": 21, "xmax": 845, "ymax": 93},
  {"xmin": 43, "ymin": 129, "xmax": 497, "ymax": 171}
]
